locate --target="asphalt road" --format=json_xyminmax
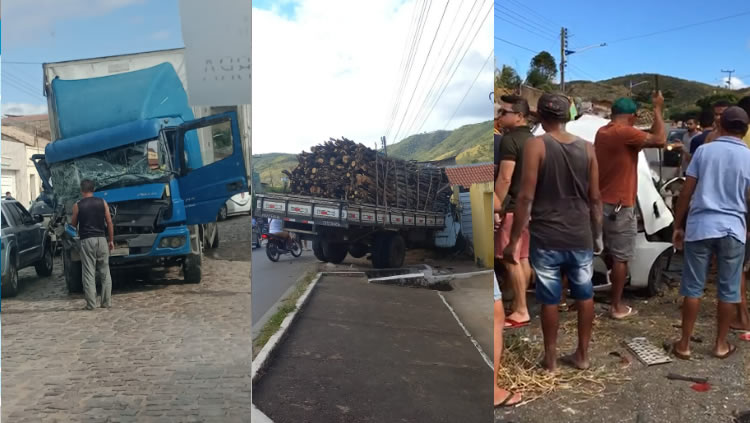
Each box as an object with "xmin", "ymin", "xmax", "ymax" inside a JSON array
[{"xmin": 251, "ymin": 242, "xmax": 317, "ymax": 335}]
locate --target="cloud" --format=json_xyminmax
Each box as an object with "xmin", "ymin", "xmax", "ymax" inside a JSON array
[
  {"xmin": 252, "ymin": 0, "xmax": 493, "ymax": 154},
  {"xmin": 151, "ymin": 30, "xmax": 170, "ymax": 40},
  {"xmin": 3, "ymin": 0, "xmax": 147, "ymax": 47},
  {"xmin": 722, "ymin": 76, "xmax": 749, "ymax": 89},
  {"xmin": 2, "ymin": 102, "xmax": 49, "ymax": 116}
]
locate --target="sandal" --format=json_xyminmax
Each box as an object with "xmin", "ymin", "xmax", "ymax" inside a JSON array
[
  {"xmin": 714, "ymin": 343, "xmax": 737, "ymax": 359},
  {"xmin": 666, "ymin": 341, "xmax": 691, "ymax": 360},
  {"xmin": 611, "ymin": 306, "xmax": 638, "ymax": 320},
  {"xmin": 494, "ymin": 390, "xmax": 522, "ymax": 408},
  {"xmin": 504, "ymin": 318, "xmax": 530, "ymax": 329}
]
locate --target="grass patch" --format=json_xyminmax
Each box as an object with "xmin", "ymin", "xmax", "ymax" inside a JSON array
[{"xmin": 252, "ymin": 270, "xmax": 317, "ymax": 359}]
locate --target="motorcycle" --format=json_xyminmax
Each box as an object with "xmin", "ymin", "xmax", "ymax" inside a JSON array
[{"xmin": 264, "ymin": 232, "xmax": 302, "ymax": 262}]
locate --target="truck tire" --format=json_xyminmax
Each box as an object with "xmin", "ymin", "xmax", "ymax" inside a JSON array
[
  {"xmin": 348, "ymin": 243, "xmax": 368, "ymax": 259},
  {"xmin": 35, "ymin": 244, "xmax": 54, "ymax": 277},
  {"xmin": 373, "ymin": 232, "xmax": 405, "ymax": 269},
  {"xmin": 312, "ymin": 237, "xmax": 328, "ymax": 262},
  {"xmin": 323, "ymin": 241, "xmax": 348, "ymax": 264},
  {"xmin": 184, "ymin": 230, "xmax": 202, "ymax": 284},
  {"xmin": 1, "ymin": 253, "xmax": 19, "ymax": 298},
  {"xmin": 63, "ymin": 248, "xmax": 83, "ymax": 294},
  {"xmin": 183, "ymin": 252, "xmax": 202, "ymax": 284}
]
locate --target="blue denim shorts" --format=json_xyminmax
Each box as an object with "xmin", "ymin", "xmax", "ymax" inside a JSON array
[
  {"xmin": 531, "ymin": 247, "xmax": 594, "ymax": 305},
  {"xmin": 494, "ymin": 272, "xmax": 502, "ymax": 302},
  {"xmin": 681, "ymin": 236, "xmax": 744, "ymax": 303}
]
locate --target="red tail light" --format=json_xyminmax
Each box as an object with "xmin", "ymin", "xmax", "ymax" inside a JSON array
[{"xmin": 261, "ymin": 234, "xmax": 268, "ymax": 239}]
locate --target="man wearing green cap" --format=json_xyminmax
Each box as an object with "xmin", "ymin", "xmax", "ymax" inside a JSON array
[{"xmin": 594, "ymin": 92, "xmax": 666, "ymax": 319}]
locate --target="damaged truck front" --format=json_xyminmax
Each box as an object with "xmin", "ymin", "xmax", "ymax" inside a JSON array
[{"xmin": 33, "ymin": 61, "xmax": 248, "ymax": 293}]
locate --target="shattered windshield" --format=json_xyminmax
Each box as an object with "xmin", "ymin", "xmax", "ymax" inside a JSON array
[{"xmin": 50, "ymin": 138, "xmax": 171, "ymax": 213}]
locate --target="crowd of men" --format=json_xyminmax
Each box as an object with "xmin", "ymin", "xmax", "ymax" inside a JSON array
[{"xmin": 493, "ymin": 90, "xmax": 750, "ymax": 407}]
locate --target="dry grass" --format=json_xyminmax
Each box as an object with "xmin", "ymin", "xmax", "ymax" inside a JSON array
[{"xmin": 498, "ymin": 333, "xmax": 630, "ymax": 406}]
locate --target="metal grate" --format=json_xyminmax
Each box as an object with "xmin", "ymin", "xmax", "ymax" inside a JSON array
[{"xmin": 625, "ymin": 337, "xmax": 673, "ymax": 366}]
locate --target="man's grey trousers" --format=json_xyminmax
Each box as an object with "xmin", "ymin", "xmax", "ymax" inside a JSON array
[{"xmin": 81, "ymin": 237, "xmax": 112, "ymax": 308}]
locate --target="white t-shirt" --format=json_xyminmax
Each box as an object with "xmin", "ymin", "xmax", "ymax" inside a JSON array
[{"xmin": 269, "ymin": 218, "xmax": 283, "ymax": 233}]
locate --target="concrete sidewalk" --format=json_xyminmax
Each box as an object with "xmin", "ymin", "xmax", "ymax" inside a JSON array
[
  {"xmin": 439, "ymin": 272, "xmax": 492, "ymax": 358},
  {"xmin": 253, "ymin": 274, "xmax": 490, "ymax": 422}
]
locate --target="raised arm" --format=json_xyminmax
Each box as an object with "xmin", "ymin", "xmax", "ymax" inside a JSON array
[
  {"xmin": 586, "ymin": 143, "xmax": 603, "ymax": 254},
  {"xmin": 503, "ymin": 136, "xmax": 543, "ymax": 263},
  {"xmin": 642, "ymin": 90, "xmax": 666, "ymax": 148}
]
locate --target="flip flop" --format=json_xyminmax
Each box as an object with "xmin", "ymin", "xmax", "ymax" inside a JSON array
[
  {"xmin": 494, "ymin": 391, "xmax": 522, "ymax": 408},
  {"xmin": 504, "ymin": 318, "xmax": 530, "ymax": 329},
  {"xmin": 611, "ymin": 306, "xmax": 638, "ymax": 320},
  {"xmin": 739, "ymin": 332, "xmax": 750, "ymax": 342},
  {"xmin": 714, "ymin": 343, "xmax": 737, "ymax": 359},
  {"xmin": 666, "ymin": 341, "xmax": 691, "ymax": 360}
]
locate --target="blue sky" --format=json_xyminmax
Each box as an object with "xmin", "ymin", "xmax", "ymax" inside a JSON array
[
  {"xmin": 495, "ymin": 0, "xmax": 750, "ymax": 88},
  {"xmin": 2, "ymin": 0, "xmax": 185, "ymax": 115}
]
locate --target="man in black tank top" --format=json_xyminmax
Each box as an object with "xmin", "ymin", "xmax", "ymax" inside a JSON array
[
  {"xmin": 71, "ymin": 179, "xmax": 115, "ymax": 310},
  {"xmin": 503, "ymin": 93, "xmax": 604, "ymax": 372}
]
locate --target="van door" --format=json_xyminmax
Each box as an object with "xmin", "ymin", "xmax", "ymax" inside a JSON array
[{"xmin": 174, "ymin": 111, "xmax": 248, "ymax": 225}]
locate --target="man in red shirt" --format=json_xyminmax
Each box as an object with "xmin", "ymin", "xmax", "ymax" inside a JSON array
[{"xmin": 594, "ymin": 92, "xmax": 666, "ymax": 319}]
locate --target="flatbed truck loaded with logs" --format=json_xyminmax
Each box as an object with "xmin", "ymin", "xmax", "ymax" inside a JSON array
[{"xmin": 256, "ymin": 138, "xmax": 463, "ymax": 269}]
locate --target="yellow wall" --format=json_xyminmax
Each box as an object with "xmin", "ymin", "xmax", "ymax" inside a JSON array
[{"xmin": 469, "ymin": 181, "xmax": 494, "ymax": 268}]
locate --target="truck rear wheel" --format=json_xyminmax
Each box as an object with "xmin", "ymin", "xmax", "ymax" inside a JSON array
[
  {"xmin": 312, "ymin": 238, "xmax": 328, "ymax": 262},
  {"xmin": 35, "ymin": 244, "xmax": 54, "ymax": 277},
  {"xmin": 372, "ymin": 232, "xmax": 405, "ymax": 269},
  {"xmin": 63, "ymin": 248, "xmax": 83, "ymax": 294},
  {"xmin": 348, "ymin": 243, "xmax": 368, "ymax": 259},
  {"xmin": 323, "ymin": 241, "xmax": 348, "ymax": 264}
]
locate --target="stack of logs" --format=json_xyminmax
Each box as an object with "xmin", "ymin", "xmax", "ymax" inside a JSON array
[{"xmin": 283, "ymin": 138, "xmax": 451, "ymax": 213}]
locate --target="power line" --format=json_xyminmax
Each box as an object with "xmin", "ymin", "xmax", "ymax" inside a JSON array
[
  {"xmin": 494, "ymin": 14, "xmax": 557, "ymax": 42},
  {"xmin": 385, "ymin": 0, "xmax": 423, "ymax": 140},
  {"xmin": 3, "ymin": 79, "xmax": 45, "ymax": 101},
  {"xmin": 444, "ymin": 49, "xmax": 494, "ymax": 128},
  {"xmin": 402, "ymin": 0, "xmax": 483, "ymax": 139},
  {"xmin": 494, "ymin": 3, "xmax": 559, "ymax": 37},
  {"xmin": 494, "ymin": 36, "xmax": 538, "ymax": 54},
  {"xmin": 3, "ymin": 69, "xmax": 42, "ymax": 94},
  {"xmin": 405, "ymin": 0, "xmax": 486, "ymax": 138},
  {"xmin": 3, "ymin": 61, "xmax": 43, "ymax": 65},
  {"xmin": 607, "ymin": 10, "xmax": 750, "ymax": 44},
  {"xmin": 391, "ymin": 0, "xmax": 453, "ymax": 144},
  {"xmin": 501, "ymin": 0, "xmax": 563, "ymax": 29},
  {"xmin": 386, "ymin": 0, "xmax": 432, "ymax": 141},
  {"xmin": 414, "ymin": 3, "xmax": 492, "ymax": 135}
]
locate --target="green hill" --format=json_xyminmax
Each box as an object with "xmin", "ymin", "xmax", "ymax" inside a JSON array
[{"xmin": 253, "ymin": 121, "xmax": 493, "ymax": 187}]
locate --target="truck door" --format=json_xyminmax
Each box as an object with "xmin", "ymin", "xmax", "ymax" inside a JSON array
[{"xmin": 174, "ymin": 111, "xmax": 249, "ymax": 225}]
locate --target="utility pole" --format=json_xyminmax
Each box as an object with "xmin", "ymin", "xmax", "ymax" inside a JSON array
[
  {"xmin": 381, "ymin": 136, "xmax": 387, "ymax": 157},
  {"xmin": 560, "ymin": 27, "xmax": 568, "ymax": 92},
  {"xmin": 721, "ymin": 69, "xmax": 735, "ymax": 89},
  {"xmin": 628, "ymin": 80, "xmax": 649, "ymax": 97}
]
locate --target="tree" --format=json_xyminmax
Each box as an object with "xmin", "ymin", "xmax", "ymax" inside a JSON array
[
  {"xmin": 529, "ymin": 51, "xmax": 557, "ymax": 82},
  {"xmin": 695, "ymin": 93, "xmax": 738, "ymax": 111},
  {"xmin": 496, "ymin": 65, "xmax": 521, "ymax": 90}
]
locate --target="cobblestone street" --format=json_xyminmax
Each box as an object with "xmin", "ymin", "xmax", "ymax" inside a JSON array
[{"xmin": 1, "ymin": 216, "xmax": 253, "ymax": 422}]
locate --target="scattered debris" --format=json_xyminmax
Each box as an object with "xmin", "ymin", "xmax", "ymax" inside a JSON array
[
  {"xmin": 666, "ymin": 373, "xmax": 708, "ymax": 384},
  {"xmin": 690, "ymin": 382, "xmax": 711, "ymax": 392},
  {"xmin": 625, "ymin": 337, "xmax": 672, "ymax": 366}
]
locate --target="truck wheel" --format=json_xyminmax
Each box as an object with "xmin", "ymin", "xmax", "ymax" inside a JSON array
[
  {"xmin": 184, "ymin": 237, "xmax": 202, "ymax": 284},
  {"xmin": 63, "ymin": 249, "xmax": 83, "ymax": 294},
  {"xmin": 348, "ymin": 243, "xmax": 368, "ymax": 259},
  {"xmin": 373, "ymin": 232, "xmax": 405, "ymax": 269},
  {"xmin": 35, "ymin": 245, "xmax": 54, "ymax": 277},
  {"xmin": 312, "ymin": 238, "xmax": 328, "ymax": 262},
  {"xmin": 1, "ymin": 254, "xmax": 19, "ymax": 298},
  {"xmin": 323, "ymin": 241, "xmax": 348, "ymax": 264}
]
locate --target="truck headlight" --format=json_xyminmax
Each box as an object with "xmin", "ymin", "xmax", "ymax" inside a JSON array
[
  {"xmin": 170, "ymin": 237, "xmax": 184, "ymax": 248},
  {"xmin": 159, "ymin": 236, "xmax": 185, "ymax": 249}
]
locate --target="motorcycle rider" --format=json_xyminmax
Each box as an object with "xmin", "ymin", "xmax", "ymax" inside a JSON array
[{"xmin": 268, "ymin": 218, "xmax": 295, "ymax": 249}]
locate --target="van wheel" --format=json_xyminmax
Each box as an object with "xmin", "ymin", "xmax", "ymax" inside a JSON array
[
  {"xmin": 35, "ymin": 245, "xmax": 54, "ymax": 277},
  {"xmin": 643, "ymin": 249, "xmax": 672, "ymax": 297},
  {"xmin": 1, "ymin": 255, "xmax": 19, "ymax": 298},
  {"xmin": 63, "ymin": 249, "xmax": 83, "ymax": 294},
  {"xmin": 312, "ymin": 237, "xmax": 328, "ymax": 262}
]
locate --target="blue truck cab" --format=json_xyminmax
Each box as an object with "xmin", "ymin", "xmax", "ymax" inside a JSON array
[{"xmin": 32, "ymin": 62, "xmax": 248, "ymax": 292}]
